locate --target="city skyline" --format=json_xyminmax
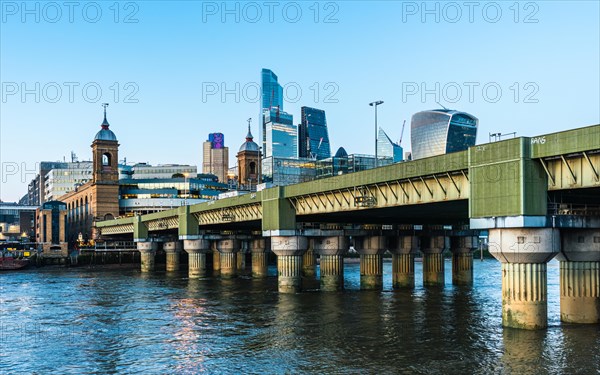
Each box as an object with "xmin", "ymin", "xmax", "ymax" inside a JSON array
[{"xmin": 2, "ymin": 2, "xmax": 599, "ymax": 201}]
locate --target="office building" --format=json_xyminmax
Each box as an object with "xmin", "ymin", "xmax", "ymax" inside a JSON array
[
  {"xmin": 261, "ymin": 69, "xmax": 292, "ymax": 155},
  {"xmin": 36, "ymin": 200, "xmax": 68, "ymax": 256},
  {"xmin": 0, "ymin": 202, "xmax": 37, "ymax": 242},
  {"xmin": 265, "ymin": 118, "xmax": 298, "ymax": 159},
  {"xmin": 261, "ymin": 68, "xmax": 284, "ymax": 113},
  {"xmin": 410, "ymin": 109, "xmax": 478, "ymax": 160},
  {"xmin": 377, "ymin": 127, "xmax": 404, "ymax": 163},
  {"xmin": 119, "ymin": 175, "xmax": 228, "ymax": 215},
  {"xmin": 44, "ymin": 162, "xmax": 93, "ymax": 201},
  {"xmin": 130, "ymin": 163, "xmax": 197, "ymax": 180},
  {"xmin": 316, "ymin": 147, "xmax": 393, "ymax": 179},
  {"xmin": 299, "ymin": 106, "xmax": 331, "ymax": 160},
  {"xmin": 262, "ymin": 156, "xmax": 316, "ymax": 186},
  {"xmin": 202, "ymin": 133, "xmax": 229, "ymax": 183}
]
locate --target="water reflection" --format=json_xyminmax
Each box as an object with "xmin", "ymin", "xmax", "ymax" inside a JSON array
[{"xmin": 0, "ymin": 261, "xmax": 599, "ymax": 374}]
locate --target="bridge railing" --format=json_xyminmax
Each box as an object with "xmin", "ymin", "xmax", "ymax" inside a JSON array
[{"xmin": 548, "ymin": 203, "xmax": 600, "ymax": 216}]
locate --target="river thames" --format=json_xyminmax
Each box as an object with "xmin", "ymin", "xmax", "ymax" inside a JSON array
[{"xmin": 1, "ymin": 259, "xmax": 599, "ymax": 374}]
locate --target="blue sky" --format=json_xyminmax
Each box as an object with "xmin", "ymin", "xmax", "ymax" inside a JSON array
[{"xmin": 1, "ymin": 1, "xmax": 599, "ymax": 201}]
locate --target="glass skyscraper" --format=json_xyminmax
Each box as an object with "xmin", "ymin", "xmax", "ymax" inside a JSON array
[
  {"xmin": 261, "ymin": 69, "xmax": 286, "ymax": 154},
  {"xmin": 377, "ymin": 127, "xmax": 403, "ymax": 163},
  {"xmin": 299, "ymin": 106, "xmax": 331, "ymax": 160},
  {"xmin": 261, "ymin": 68, "xmax": 283, "ymax": 112},
  {"xmin": 265, "ymin": 120, "xmax": 298, "ymax": 158},
  {"xmin": 410, "ymin": 109, "xmax": 478, "ymax": 160}
]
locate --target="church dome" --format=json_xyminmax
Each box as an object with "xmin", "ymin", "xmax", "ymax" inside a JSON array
[
  {"xmin": 94, "ymin": 105, "xmax": 117, "ymax": 141},
  {"xmin": 238, "ymin": 123, "xmax": 259, "ymax": 152}
]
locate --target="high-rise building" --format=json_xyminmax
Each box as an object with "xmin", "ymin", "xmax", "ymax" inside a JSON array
[
  {"xmin": 265, "ymin": 118, "xmax": 298, "ymax": 158},
  {"xmin": 261, "ymin": 69, "xmax": 290, "ymax": 155},
  {"xmin": 410, "ymin": 109, "xmax": 478, "ymax": 160},
  {"xmin": 261, "ymin": 68, "xmax": 284, "ymax": 113},
  {"xmin": 377, "ymin": 127, "xmax": 403, "ymax": 163},
  {"xmin": 44, "ymin": 162, "xmax": 93, "ymax": 202},
  {"xmin": 299, "ymin": 106, "xmax": 331, "ymax": 160},
  {"xmin": 202, "ymin": 132, "xmax": 229, "ymax": 183}
]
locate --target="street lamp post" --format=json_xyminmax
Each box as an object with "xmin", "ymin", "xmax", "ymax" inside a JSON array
[{"xmin": 369, "ymin": 100, "xmax": 384, "ymax": 168}]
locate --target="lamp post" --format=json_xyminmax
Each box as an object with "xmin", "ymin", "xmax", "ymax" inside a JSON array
[{"xmin": 369, "ymin": 100, "xmax": 384, "ymax": 167}]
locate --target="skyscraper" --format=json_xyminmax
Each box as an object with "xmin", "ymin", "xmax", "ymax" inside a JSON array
[
  {"xmin": 410, "ymin": 109, "xmax": 478, "ymax": 160},
  {"xmin": 265, "ymin": 116, "xmax": 298, "ymax": 158},
  {"xmin": 261, "ymin": 68, "xmax": 283, "ymax": 112},
  {"xmin": 202, "ymin": 133, "xmax": 229, "ymax": 183},
  {"xmin": 299, "ymin": 106, "xmax": 331, "ymax": 160},
  {"xmin": 260, "ymin": 69, "xmax": 298, "ymax": 157},
  {"xmin": 377, "ymin": 127, "xmax": 403, "ymax": 163}
]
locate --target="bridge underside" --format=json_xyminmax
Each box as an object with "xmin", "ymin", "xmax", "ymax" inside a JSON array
[{"xmin": 297, "ymin": 200, "xmax": 469, "ymax": 225}]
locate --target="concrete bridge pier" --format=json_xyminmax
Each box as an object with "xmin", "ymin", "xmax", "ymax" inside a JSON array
[
  {"xmin": 489, "ymin": 228, "xmax": 559, "ymax": 330},
  {"xmin": 217, "ymin": 239, "xmax": 240, "ymax": 278},
  {"xmin": 271, "ymin": 236, "xmax": 308, "ymax": 293},
  {"xmin": 137, "ymin": 241, "xmax": 158, "ymax": 273},
  {"xmin": 237, "ymin": 241, "xmax": 247, "ymax": 274},
  {"xmin": 250, "ymin": 238, "xmax": 269, "ymax": 278},
  {"xmin": 314, "ymin": 236, "xmax": 348, "ymax": 291},
  {"xmin": 390, "ymin": 235, "xmax": 419, "ymax": 288},
  {"xmin": 183, "ymin": 239, "xmax": 211, "ymax": 278},
  {"xmin": 302, "ymin": 241, "xmax": 317, "ymax": 278},
  {"xmin": 421, "ymin": 236, "xmax": 448, "ymax": 286},
  {"xmin": 557, "ymin": 229, "xmax": 600, "ymax": 324},
  {"xmin": 451, "ymin": 236, "xmax": 478, "ymax": 285},
  {"xmin": 357, "ymin": 236, "xmax": 385, "ymax": 290},
  {"xmin": 163, "ymin": 241, "xmax": 182, "ymax": 272},
  {"xmin": 212, "ymin": 242, "xmax": 221, "ymax": 276}
]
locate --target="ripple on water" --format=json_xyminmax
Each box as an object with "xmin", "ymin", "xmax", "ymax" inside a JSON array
[{"xmin": 0, "ymin": 261, "xmax": 599, "ymax": 374}]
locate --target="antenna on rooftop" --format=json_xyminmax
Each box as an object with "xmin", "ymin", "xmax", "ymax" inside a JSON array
[{"xmin": 436, "ymin": 102, "xmax": 449, "ymax": 110}]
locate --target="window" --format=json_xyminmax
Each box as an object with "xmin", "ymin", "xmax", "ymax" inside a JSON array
[{"xmin": 102, "ymin": 153, "xmax": 111, "ymax": 166}]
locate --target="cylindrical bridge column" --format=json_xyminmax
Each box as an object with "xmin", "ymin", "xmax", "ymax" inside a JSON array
[
  {"xmin": 302, "ymin": 242, "xmax": 317, "ymax": 278},
  {"xmin": 217, "ymin": 239, "xmax": 240, "ymax": 278},
  {"xmin": 137, "ymin": 241, "xmax": 157, "ymax": 273},
  {"xmin": 489, "ymin": 228, "xmax": 560, "ymax": 330},
  {"xmin": 557, "ymin": 230, "xmax": 600, "ymax": 324},
  {"xmin": 183, "ymin": 239, "xmax": 211, "ymax": 279},
  {"xmin": 250, "ymin": 238, "xmax": 269, "ymax": 278},
  {"xmin": 271, "ymin": 236, "xmax": 308, "ymax": 293},
  {"xmin": 421, "ymin": 235, "xmax": 448, "ymax": 286},
  {"xmin": 390, "ymin": 236, "xmax": 419, "ymax": 288},
  {"xmin": 451, "ymin": 236, "xmax": 477, "ymax": 285},
  {"xmin": 357, "ymin": 236, "xmax": 385, "ymax": 290},
  {"xmin": 163, "ymin": 241, "xmax": 182, "ymax": 272},
  {"xmin": 314, "ymin": 236, "xmax": 348, "ymax": 291},
  {"xmin": 212, "ymin": 242, "xmax": 221, "ymax": 276},
  {"xmin": 237, "ymin": 241, "xmax": 248, "ymax": 274}
]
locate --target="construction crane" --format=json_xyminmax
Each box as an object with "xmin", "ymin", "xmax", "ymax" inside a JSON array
[{"xmin": 399, "ymin": 120, "xmax": 406, "ymax": 145}]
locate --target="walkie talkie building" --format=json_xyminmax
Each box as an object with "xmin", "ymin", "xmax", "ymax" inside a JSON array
[{"xmin": 410, "ymin": 109, "xmax": 478, "ymax": 160}]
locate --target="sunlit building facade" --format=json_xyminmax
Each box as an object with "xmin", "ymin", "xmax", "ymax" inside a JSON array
[
  {"xmin": 262, "ymin": 156, "xmax": 316, "ymax": 186},
  {"xmin": 410, "ymin": 109, "xmax": 478, "ymax": 160},
  {"xmin": 119, "ymin": 175, "xmax": 228, "ymax": 215},
  {"xmin": 265, "ymin": 118, "xmax": 298, "ymax": 158}
]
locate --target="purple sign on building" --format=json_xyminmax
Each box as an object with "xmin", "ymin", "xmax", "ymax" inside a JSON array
[{"xmin": 209, "ymin": 133, "xmax": 224, "ymax": 149}]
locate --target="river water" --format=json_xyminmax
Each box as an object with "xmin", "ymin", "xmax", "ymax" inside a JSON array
[{"xmin": 1, "ymin": 259, "xmax": 599, "ymax": 374}]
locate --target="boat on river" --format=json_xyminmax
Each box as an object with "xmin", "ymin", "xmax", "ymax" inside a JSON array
[{"xmin": 0, "ymin": 253, "xmax": 30, "ymax": 270}]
